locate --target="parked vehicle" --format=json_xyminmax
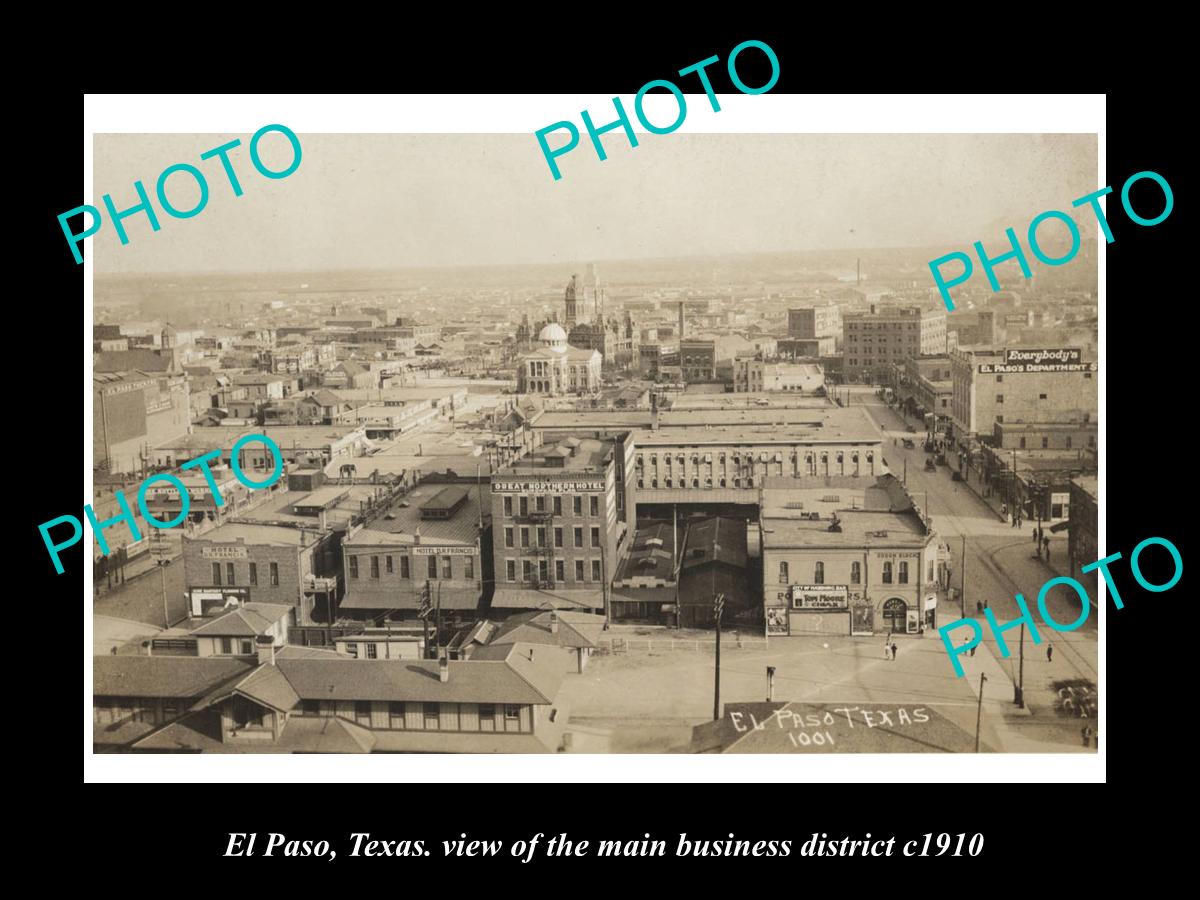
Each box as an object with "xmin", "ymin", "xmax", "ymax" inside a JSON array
[
  {"xmin": 902, "ymin": 438, "xmax": 916, "ymax": 449},
  {"xmin": 924, "ymin": 458, "xmax": 936, "ymax": 471}
]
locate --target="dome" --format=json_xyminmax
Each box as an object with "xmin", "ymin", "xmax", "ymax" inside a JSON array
[{"xmin": 538, "ymin": 322, "xmax": 568, "ymax": 347}]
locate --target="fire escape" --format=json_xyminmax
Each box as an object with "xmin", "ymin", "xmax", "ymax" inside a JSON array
[{"xmin": 520, "ymin": 504, "xmax": 557, "ymax": 590}]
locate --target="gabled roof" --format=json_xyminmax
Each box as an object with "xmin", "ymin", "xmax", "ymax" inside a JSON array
[
  {"xmin": 199, "ymin": 663, "xmax": 300, "ymax": 713},
  {"xmin": 93, "ymin": 656, "xmax": 253, "ymax": 699},
  {"xmin": 188, "ymin": 603, "xmax": 292, "ymax": 637},
  {"xmin": 275, "ymin": 656, "xmax": 560, "ymax": 704},
  {"xmin": 681, "ymin": 516, "xmax": 747, "ymax": 570},
  {"xmin": 488, "ymin": 610, "xmax": 600, "ymax": 649}
]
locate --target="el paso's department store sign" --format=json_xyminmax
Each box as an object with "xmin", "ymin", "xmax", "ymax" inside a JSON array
[
  {"xmin": 979, "ymin": 348, "xmax": 1097, "ymax": 375},
  {"xmin": 491, "ymin": 479, "xmax": 606, "ymax": 493}
]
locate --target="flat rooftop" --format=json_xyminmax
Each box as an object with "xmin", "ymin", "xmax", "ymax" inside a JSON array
[
  {"xmin": 761, "ymin": 508, "xmax": 928, "ymax": 549},
  {"xmin": 344, "ymin": 483, "xmax": 486, "ymax": 547},
  {"xmin": 502, "ymin": 437, "xmax": 611, "ymax": 473}
]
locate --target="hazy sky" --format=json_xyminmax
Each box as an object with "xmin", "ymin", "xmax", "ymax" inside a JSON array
[{"xmin": 92, "ymin": 133, "xmax": 1097, "ymax": 274}]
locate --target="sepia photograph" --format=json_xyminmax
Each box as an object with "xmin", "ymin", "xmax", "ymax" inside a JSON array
[{"xmin": 86, "ymin": 127, "xmax": 1100, "ymax": 758}]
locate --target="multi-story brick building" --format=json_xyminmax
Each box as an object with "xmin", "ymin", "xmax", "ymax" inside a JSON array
[
  {"xmin": 760, "ymin": 476, "xmax": 942, "ymax": 638},
  {"xmin": 181, "ymin": 523, "xmax": 342, "ymax": 624},
  {"xmin": 788, "ymin": 305, "xmax": 842, "ymax": 342},
  {"xmin": 843, "ymin": 306, "xmax": 947, "ymax": 383},
  {"xmin": 339, "ymin": 483, "xmax": 490, "ymax": 628},
  {"xmin": 680, "ymin": 340, "xmax": 717, "ymax": 382},
  {"xmin": 949, "ymin": 346, "xmax": 1098, "ymax": 444},
  {"xmin": 489, "ymin": 436, "xmax": 628, "ymax": 616}
]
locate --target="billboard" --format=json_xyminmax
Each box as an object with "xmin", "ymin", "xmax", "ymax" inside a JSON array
[
  {"xmin": 491, "ymin": 479, "xmax": 606, "ymax": 493},
  {"xmin": 789, "ymin": 585, "xmax": 850, "ymax": 610},
  {"xmin": 978, "ymin": 348, "xmax": 1095, "ymax": 375}
]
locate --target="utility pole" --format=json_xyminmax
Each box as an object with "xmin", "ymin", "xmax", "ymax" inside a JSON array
[
  {"xmin": 713, "ymin": 593, "xmax": 725, "ymax": 721},
  {"xmin": 1015, "ymin": 622, "xmax": 1026, "ymax": 708},
  {"xmin": 975, "ymin": 672, "xmax": 987, "ymax": 752},
  {"xmin": 766, "ymin": 665, "xmax": 775, "ymax": 702},
  {"xmin": 960, "ymin": 534, "xmax": 967, "ymax": 619},
  {"xmin": 903, "ymin": 456, "xmax": 907, "ymax": 485},
  {"xmin": 601, "ymin": 538, "xmax": 610, "ymax": 629},
  {"xmin": 159, "ymin": 559, "xmax": 169, "ymax": 628}
]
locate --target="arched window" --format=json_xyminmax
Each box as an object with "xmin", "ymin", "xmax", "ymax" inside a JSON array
[
  {"xmin": 882, "ymin": 562, "xmax": 893, "ymax": 584},
  {"xmin": 899, "ymin": 561, "xmax": 909, "ymax": 584},
  {"xmin": 779, "ymin": 562, "xmax": 789, "ymax": 584},
  {"xmin": 851, "ymin": 561, "xmax": 861, "ymax": 584},
  {"xmin": 814, "ymin": 561, "xmax": 825, "ymax": 584}
]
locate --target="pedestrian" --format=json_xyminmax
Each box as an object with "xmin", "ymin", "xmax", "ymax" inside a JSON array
[
  {"xmin": 976, "ymin": 599, "xmax": 983, "ymax": 614},
  {"xmin": 969, "ymin": 642, "xmax": 976, "ymax": 657},
  {"xmin": 890, "ymin": 642, "xmax": 898, "ymax": 660},
  {"xmin": 884, "ymin": 640, "xmax": 891, "ymax": 660},
  {"xmin": 1032, "ymin": 525, "xmax": 1039, "ymax": 544},
  {"xmin": 1081, "ymin": 725, "xmax": 1092, "ymax": 748},
  {"xmin": 1001, "ymin": 503, "xmax": 1008, "ymax": 518},
  {"xmin": 1046, "ymin": 644, "xmax": 1053, "ymax": 662}
]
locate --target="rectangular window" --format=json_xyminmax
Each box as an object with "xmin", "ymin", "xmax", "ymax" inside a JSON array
[
  {"xmin": 346, "ymin": 642, "xmax": 358, "ymax": 658},
  {"xmin": 386, "ymin": 555, "xmax": 394, "ymax": 574},
  {"xmin": 371, "ymin": 556, "xmax": 380, "ymax": 579},
  {"xmin": 591, "ymin": 526, "xmax": 601, "ymax": 548},
  {"xmin": 269, "ymin": 563, "xmax": 279, "ymax": 586},
  {"xmin": 519, "ymin": 496, "xmax": 528, "ymax": 517},
  {"xmin": 349, "ymin": 556, "xmax": 358, "ymax": 579},
  {"xmin": 366, "ymin": 643, "xmax": 377, "ymax": 659},
  {"xmin": 427, "ymin": 556, "xmax": 438, "ymax": 579},
  {"xmin": 555, "ymin": 560, "xmax": 565, "ymax": 582},
  {"xmin": 573, "ymin": 496, "xmax": 582, "ymax": 516},
  {"xmin": 576, "ymin": 560, "xmax": 585, "ymax": 582},
  {"xmin": 226, "ymin": 562, "xmax": 236, "ymax": 585},
  {"xmin": 400, "ymin": 556, "xmax": 410, "ymax": 579},
  {"xmin": 520, "ymin": 527, "xmax": 530, "ymax": 548},
  {"xmin": 554, "ymin": 527, "xmax": 563, "ymax": 548},
  {"xmin": 553, "ymin": 495, "xmax": 562, "ymax": 515},
  {"xmin": 249, "ymin": 562, "xmax": 258, "ymax": 586},
  {"xmin": 423, "ymin": 703, "xmax": 439, "ymax": 730},
  {"xmin": 1042, "ymin": 437, "xmax": 1049, "ymax": 449},
  {"xmin": 389, "ymin": 701, "xmax": 405, "ymax": 729},
  {"xmin": 220, "ymin": 637, "xmax": 232, "ymax": 655},
  {"xmin": 504, "ymin": 704, "xmax": 521, "ymax": 727},
  {"xmin": 503, "ymin": 496, "xmax": 512, "ymax": 517},
  {"xmin": 996, "ymin": 394, "xmax": 1004, "ymax": 403},
  {"xmin": 535, "ymin": 494, "xmax": 545, "ymax": 512},
  {"xmin": 592, "ymin": 559, "xmax": 602, "ymax": 582},
  {"xmin": 465, "ymin": 557, "xmax": 474, "ymax": 580},
  {"xmin": 212, "ymin": 562, "xmax": 222, "ymax": 585},
  {"xmin": 479, "ymin": 703, "xmax": 496, "ymax": 731},
  {"xmin": 240, "ymin": 639, "xmax": 253, "ymax": 655},
  {"xmin": 506, "ymin": 560, "xmax": 516, "ymax": 582},
  {"xmin": 505, "ymin": 527, "xmax": 514, "ymax": 548},
  {"xmin": 1039, "ymin": 393, "xmax": 1048, "ymax": 400},
  {"xmin": 523, "ymin": 560, "xmax": 533, "ymax": 583},
  {"xmin": 574, "ymin": 527, "xmax": 583, "ymax": 548},
  {"xmin": 536, "ymin": 527, "xmax": 546, "ymax": 547},
  {"xmin": 441, "ymin": 556, "xmax": 453, "ymax": 579},
  {"xmin": 355, "ymin": 700, "xmax": 371, "ymax": 726},
  {"xmin": 590, "ymin": 495, "xmax": 599, "ymax": 516}
]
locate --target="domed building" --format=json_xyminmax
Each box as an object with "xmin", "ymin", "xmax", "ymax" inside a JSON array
[{"xmin": 516, "ymin": 321, "xmax": 602, "ymax": 396}]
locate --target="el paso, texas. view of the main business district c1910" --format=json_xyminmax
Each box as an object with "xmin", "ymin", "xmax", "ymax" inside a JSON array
[{"xmin": 89, "ymin": 133, "xmax": 1099, "ymax": 755}]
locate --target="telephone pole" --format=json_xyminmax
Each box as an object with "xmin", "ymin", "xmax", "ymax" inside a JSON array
[
  {"xmin": 960, "ymin": 535, "xmax": 967, "ymax": 619},
  {"xmin": 1015, "ymin": 622, "xmax": 1026, "ymax": 708},
  {"xmin": 975, "ymin": 672, "xmax": 988, "ymax": 752},
  {"xmin": 713, "ymin": 593, "xmax": 725, "ymax": 721}
]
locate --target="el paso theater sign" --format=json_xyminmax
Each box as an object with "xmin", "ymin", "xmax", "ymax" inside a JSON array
[{"xmin": 979, "ymin": 348, "xmax": 1097, "ymax": 375}]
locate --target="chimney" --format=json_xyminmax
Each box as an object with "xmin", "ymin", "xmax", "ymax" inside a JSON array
[
  {"xmin": 255, "ymin": 634, "xmax": 276, "ymax": 666},
  {"xmin": 438, "ymin": 656, "xmax": 449, "ymax": 682},
  {"xmin": 548, "ymin": 611, "xmax": 559, "ymax": 633},
  {"xmin": 319, "ymin": 508, "xmax": 327, "ymax": 532}
]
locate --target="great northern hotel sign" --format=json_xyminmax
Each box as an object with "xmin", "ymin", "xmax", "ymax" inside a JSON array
[
  {"xmin": 491, "ymin": 479, "xmax": 606, "ymax": 493},
  {"xmin": 979, "ymin": 348, "xmax": 1097, "ymax": 375}
]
